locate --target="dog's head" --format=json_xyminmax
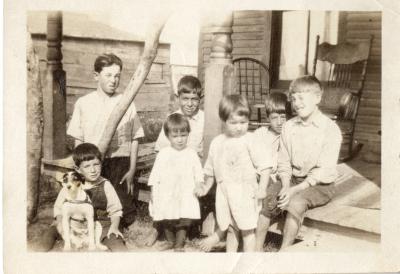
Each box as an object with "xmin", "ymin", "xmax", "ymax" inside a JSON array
[{"xmin": 62, "ymin": 171, "xmax": 85, "ymax": 192}]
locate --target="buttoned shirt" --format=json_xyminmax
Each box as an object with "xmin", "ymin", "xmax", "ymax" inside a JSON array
[
  {"xmin": 277, "ymin": 109, "xmax": 342, "ymax": 186},
  {"xmin": 54, "ymin": 178, "xmax": 123, "ymax": 218},
  {"xmin": 154, "ymin": 109, "xmax": 204, "ymax": 157},
  {"xmin": 67, "ymin": 90, "xmax": 144, "ymax": 158}
]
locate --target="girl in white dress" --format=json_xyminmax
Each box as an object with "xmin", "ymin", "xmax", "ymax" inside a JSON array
[
  {"xmin": 148, "ymin": 113, "xmax": 203, "ymax": 251},
  {"xmin": 195, "ymin": 95, "xmax": 272, "ymax": 252}
]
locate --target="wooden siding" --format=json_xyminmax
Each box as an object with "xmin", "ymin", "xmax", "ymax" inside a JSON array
[
  {"xmin": 32, "ymin": 35, "xmax": 173, "ymax": 143},
  {"xmin": 198, "ymin": 11, "xmax": 273, "ymax": 86},
  {"xmin": 339, "ymin": 11, "xmax": 381, "ymax": 154}
]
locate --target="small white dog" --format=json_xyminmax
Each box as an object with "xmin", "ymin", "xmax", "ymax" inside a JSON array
[{"xmin": 60, "ymin": 171, "xmax": 108, "ymax": 251}]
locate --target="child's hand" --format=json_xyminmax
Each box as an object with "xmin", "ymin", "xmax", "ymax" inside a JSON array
[
  {"xmin": 120, "ymin": 170, "xmax": 135, "ymax": 195},
  {"xmin": 107, "ymin": 226, "xmax": 124, "ymax": 239},
  {"xmin": 277, "ymin": 187, "xmax": 295, "ymax": 210}
]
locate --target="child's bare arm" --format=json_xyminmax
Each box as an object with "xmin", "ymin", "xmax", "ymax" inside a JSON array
[
  {"xmin": 195, "ymin": 176, "xmax": 214, "ymax": 197},
  {"xmin": 256, "ymin": 168, "xmax": 272, "ymax": 199}
]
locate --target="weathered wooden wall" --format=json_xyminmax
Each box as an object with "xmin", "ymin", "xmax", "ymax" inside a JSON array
[
  {"xmin": 198, "ymin": 10, "xmax": 273, "ymax": 85},
  {"xmin": 338, "ymin": 11, "xmax": 381, "ymax": 155},
  {"xmin": 32, "ymin": 35, "xmax": 173, "ymax": 143}
]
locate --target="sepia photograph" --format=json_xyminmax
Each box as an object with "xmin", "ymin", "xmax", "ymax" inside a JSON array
[{"xmin": 4, "ymin": 0, "xmax": 400, "ymax": 273}]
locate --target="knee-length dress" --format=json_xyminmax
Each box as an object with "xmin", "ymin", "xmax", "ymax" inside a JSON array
[
  {"xmin": 203, "ymin": 133, "xmax": 271, "ymax": 231},
  {"xmin": 148, "ymin": 146, "xmax": 203, "ymax": 221}
]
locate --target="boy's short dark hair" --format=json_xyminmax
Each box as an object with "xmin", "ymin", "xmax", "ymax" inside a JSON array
[
  {"xmin": 265, "ymin": 92, "xmax": 292, "ymax": 117},
  {"xmin": 94, "ymin": 53, "xmax": 123, "ymax": 73},
  {"xmin": 219, "ymin": 94, "xmax": 251, "ymax": 122},
  {"xmin": 163, "ymin": 113, "xmax": 191, "ymax": 137},
  {"xmin": 289, "ymin": 75, "xmax": 323, "ymax": 95},
  {"xmin": 72, "ymin": 143, "xmax": 102, "ymax": 167},
  {"xmin": 177, "ymin": 75, "xmax": 202, "ymax": 98}
]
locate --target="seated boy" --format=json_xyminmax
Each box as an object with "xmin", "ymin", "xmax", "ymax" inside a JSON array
[
  {"xmin": 277, "ymin": 75, "xmax": 342, "ymax": 250},
  {"xmin": 40, "ymin": 143, "xmax": 127, "ymax": 251},
  {"xmin": 254, "ymin": 92, "xmax": 291, "ymax": 251},
  {"xmin": 155, "ymin": 75, "xmax": 204, "ymax": 158}
]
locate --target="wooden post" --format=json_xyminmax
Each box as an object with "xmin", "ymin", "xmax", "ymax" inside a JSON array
[
  {"xmin": 203, "ymin": 11, "xmax": 235, "ymax": 161},
  {"xmin": 201, "ymin": 11, "xmax": 234, "ymax": 236},
  {"xmin": 27, "ymin": 33, "xmax": 43, "ymax": 223},
  {"xmin": 43, "ymin": 11, "xmax": 67, "ymax": 160}
]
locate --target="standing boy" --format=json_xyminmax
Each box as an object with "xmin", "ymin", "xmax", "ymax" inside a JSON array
[
  {"xmin": 277, "ymin": 75, "xmax": 342, "ymax": 249},
  {"xmin": 67, "ymin": 53, "xmax": 144, "ymax": 227}
]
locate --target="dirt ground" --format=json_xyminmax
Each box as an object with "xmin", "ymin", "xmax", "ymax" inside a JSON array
[
  {"xmin": 27, "ymin": 154, "xmax": 379, "ymax": 253},
  {"xmin": 27, "ymin": 201, "xmax": 280, "ymax": 253}
]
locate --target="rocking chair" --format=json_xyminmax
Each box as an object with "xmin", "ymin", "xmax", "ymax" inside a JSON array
[
  {"xmin": 312, "ymin": 35, "xmax": 373, "ymax": 162},
  {"xmin": 233, "ymin": 57, "xmax": 271, "ymax": 128}
]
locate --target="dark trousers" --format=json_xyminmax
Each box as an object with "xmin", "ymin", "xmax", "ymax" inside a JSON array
[{"xmin": 102, "ymin": 157, "xmax": 136, "ymax": 227}]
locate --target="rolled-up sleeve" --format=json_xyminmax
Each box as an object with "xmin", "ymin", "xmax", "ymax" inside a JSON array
[
  {"xmin": 67, "ymin": 99, "xmax": 84, "ymax": 141},
  {"xmin": 305, "ymin": 123, "xmax": 342, "ymax": 186},
  {"xmin": 248, "ymin": 133, "xmax": 273, "ymax": 173},
  {"xmin": 103, "ymin": 181, "xmax": 123, "ymax": 218},
  {"xmin": 277, "ymin": 124, "xmax": 293, "ymax": 182}
]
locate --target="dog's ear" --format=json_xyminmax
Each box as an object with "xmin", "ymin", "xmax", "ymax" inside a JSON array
[{"xmin": 73, "ymin": 172, "xmax": 85, "ymax": 184}]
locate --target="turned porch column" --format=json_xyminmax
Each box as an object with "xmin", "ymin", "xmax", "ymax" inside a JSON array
[
  {"xmin": 203, "ymin": 11, "xmax": 235, "ymax": 160},
  {"xmin": 43, "ymin": 11, "xmax": 67, "ymax": 159}
]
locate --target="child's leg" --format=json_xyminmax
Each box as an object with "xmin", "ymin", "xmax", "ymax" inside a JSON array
[
  {"xmin": 226, "ymin": 225, "xmax": 240, "ymax": 252},
  {"xmin": 174, "ymin": 219, "xmax": 192, "ymax": 250},
  {"xmin": 35, "ymin": 225, "xmax": 60, "ymax": 252},
  {"xmin": 280, "ymin": 212, "xmax": 299, "ymax": 249},
  {"xmin": 255, "ymin": 215, "xmax": 271, "ymax": 251},
  {"xmin": 102, "ymin": 157, "xmax": 136, "ymax": 227},
  {"xmin": 256, "ymin": 179, "xmax": 282, "ymax": 251},
  {"xmin": 198, "ymin": 228, "xmax": 226, "ymax": 252},
  {"xmin": 242, "ymin": 229, "xmax": 256, "ymax": 252},
  {"xmin": 163, "ymin": 221, "xmax": 176, "ymax": 244}
]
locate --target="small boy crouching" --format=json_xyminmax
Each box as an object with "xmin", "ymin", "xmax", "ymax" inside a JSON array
[
  {"xmin": 41, "ymin": 143, "xmax": 127, "ymax": 251},
  {"xmin": 277, "ymin": 75, "xmax": 342, "ymax": 249}
]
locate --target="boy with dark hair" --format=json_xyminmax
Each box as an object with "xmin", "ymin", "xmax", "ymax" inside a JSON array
[
  {"xmin": 155, "ymin": 75, "xmax": 204, "ymax": 158},
  {"xmin": 254, "ymin": 92, "xmax": 291, "ymax": 251},
  {"xmin": 67, "ymin": 53, "xmax": 145, "ymax": 227},
  {"xmin": 40, "ymin": 143, "xmax": 127, "ymax": 251}
]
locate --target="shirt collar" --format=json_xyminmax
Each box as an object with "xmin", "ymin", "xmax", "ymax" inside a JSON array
[
  {"xmin": 293, "ymin": 109, "xmax": 325, "ymax": 128},
  {"xmin": 96, "ymin": 89, "xmax": 118, "ymax": 101},
  {"xmin": 175, "ymin": 109, "xmax": 201, "ymax": 121}
]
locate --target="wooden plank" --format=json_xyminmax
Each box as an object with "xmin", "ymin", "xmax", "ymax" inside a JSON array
[
  {"xmin": 233, "ymin": 39, "xmax": 269, "ymax": 49},
  {"xmin": 347, "ymin": 12, "xmax": 382, "ymax": 22},
  {"xmin": 346, "ymin": 30, "xmax": 381, "ymax": 39},
  {"xmin": 233, "ymin": 17, "xmax": 267, "ymax": 26},
  {"xmin": 232, "ymin": 47, "xmax": 265, "ymax": 55},
  {"xmin": 232, "ymin": 32, "xmax": 265, "ymax": 40},
  {"xmin": 233, "ymin": 10, "xmax": 268, "ymax": 19},
  {"xmin": 357, "ymin": 116, "xmax": 381, "ymax": 125},
  {"xmin": 233, "ymin": 25, "xmax": 265, "ymax": 33},
  {"xmin": 346, "ymin": 21, "xmax": 381, "ymax": 30}
]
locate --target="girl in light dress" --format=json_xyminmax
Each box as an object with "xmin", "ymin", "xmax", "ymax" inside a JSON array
[
  {"xmin": 148, "ymin": 113, "xmax": 203, "ymax": 251},
  {"xmin": 195, "ymin": 94, "xmax": 272, "ymax": 252}
]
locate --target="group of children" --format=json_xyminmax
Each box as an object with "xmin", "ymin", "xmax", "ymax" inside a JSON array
[{"xmin": 40, "ymin": 53, "xmax": 342, "ymax": 252}]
